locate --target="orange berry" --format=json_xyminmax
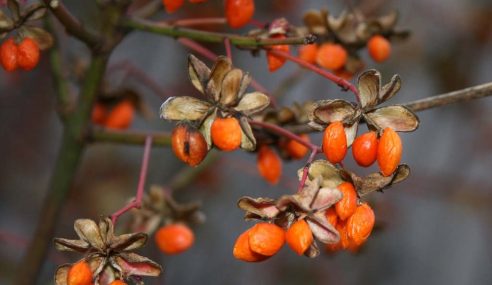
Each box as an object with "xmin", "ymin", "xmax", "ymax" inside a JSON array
[
  {"xmin": 104, "ymin": 100, "xmax": 135, "ymax": 130},
  {"xmin": 325, "ymin": 207, "xmax": 338, "ymax": 228},
  {"xmin": 257, "ymin": 145, "xmax": 282, "ymax": 185},
  {"xmin": 266, "ymin": 35, "xmax": 289, "ymax": 72},
  {"xmin": 109, "ymin": 281, "xmax": 127, "ymax": 285},
  {"xmin": 155, "ymin": 223, "xmax": 194, "ymax": 255},
  {"xmin": 335, "ymin": 182, "xmax": 357, "ymax": 221},
  {"xmin": 248, "ymin": 222, "xmax": 285, "ymax": 256},
  {"xmin": 316, "ymin": 43, "xmax": 347, "ymax": 70},
  {"xmin": 210, "ymin": 117, "xmax": 242, "ymax": 151},
  {"xmin": 162, "ymin": 0, "xmax": 184, "ymax": 13},
  {"xmin": 285, "ymin": 219, "xmax": 314, "ymax": 255},
  {"xmin": 172, "ymin": 125, "xmax": 208, "ymax": 167},
  {"xmin": 346, "ymin": 203, "xmax": 375, "ymax": 247},
  {"xmin": 367, "ymin": 35, "xmax": 391, "ymax": 63},
  {"xmin": 337, "ymin": 220, "xmax": 351, "ymax": 250},
  {"xmin": 17, "ymin": 37, "xmax": 40, "ymax": 71},
  {"xmin": 91, "ymin": 103, "xmax": 107, "ymax": 125},
  {"xmin": 352, "ymin": 131, "xmax": 378, "ymax": 167},
  {"xmin": 225, "ymin": 0, "xmax": 255, "ymax": 29},
  {"xmin": 233, "ymin": 228, "xmax": 270, "ymax": 262},
  {"xmin": 322, "ymin": 121, "xmax": 347, "ymax": 164},
  {"xmin": 0, "ymin": 38, "xmax": 18, "ymax": 72},
  {"xmin": 298, "ymin": 44, "xmax": 318, "ymax": 64},
  {"xmin": 67, "ymin": 260, "xmax": 93, "ymax": 285},
  {"xmin": 377, "ymin": 127, "xmax": 402, "ymax": 176},
  {"xmin": 283, "ymin": 134, "xmax": 310, "ymax": 159},
  {"xmin": 189, "ymin": 0, "xmax": 206, "ymax": 2}
]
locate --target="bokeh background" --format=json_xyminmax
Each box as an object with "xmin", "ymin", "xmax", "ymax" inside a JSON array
[{"xmin": 1, "ymin": 0, "xmax": 492, "ymax": 284}]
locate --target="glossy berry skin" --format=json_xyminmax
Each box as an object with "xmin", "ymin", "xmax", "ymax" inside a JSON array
[
  {"xmin": 248, "ymin": 222, "xmax": 285, "ymax": 256},
  {"xmin": 325, "ymin": 207, "xmax": 338, "ymax": 228},
  {"xmin": 347, "ymin": 203, "xmax": 375, "ymax": 247},
  {"xmin": 162, "ymin": 0, "xmax": 184, "ymax": 13},
  {"xmin": 109, "ymin": 281, "xmax": 127, "ymax": 285},
  {"xmin": 352, "ymin": 131, "xmax": 378, "ymax": 167},
  {"xmin": 211, "ymin": 117, "xmax": 242, "ymax": 151},
  {"xmin": 257, "ymin": 145, "xmax": 282, "ymax": 185},
  {"xmin": 233, "ymin": 228, "xmax": 269, "ymax": 262},
  {"xmin": 336, "ymin": 221, "xmax": 350, "ymax": 250},
  {"xmin": 367, "ymin": 35, "xmax": 391, "ymax": 63},
  {"xmin": 266, "ymin": 35, "xmax": 289, "ymax": 72},
  {"xmin": 67, "ymin": 260, "xmax": 93, "ymax": 285},
  {"xmin": 0, "ymin": 38, "xmax": 18, "ymax": 72},
  {"xmin": 17, "ymin": 37, "xmax": 40, "ymax": 71},
  {"xmin": 91, "ymin": 103, "xmax": 107, "ymax": 125},
  {"xmin": 316, "ymin": 43, "xmax": 347, "ymax": 70},
  {"xmin": 104, "ymin": 100, "xmax": 135, "ymax": 130},
  {"xmin": 155, "ymin": 224, "xmax": 194, "ymax": 255},
  {"xmin": 298, "ymin": 44, "xmax": 318, "ymax": 64},
  {"xmin": 283, "ymin": 134, "xmax": 310, "ymax": 159},
  {"xmin": 322, "ymin": 121, "xmax": 347, "ymax": 164},
  {"xmin": 377, "ymin": 127, "xmax": 402, "ymax": 176},
  {"xmin": 285, "ymin": 219, "xmax": 313, "ymax": 255},
  {"xmin": 172, "ymin": 125, "xmax": 208, "ymax": 167},
  {"xmin": 335, "ymin": 182, "xmax": 357, "ymax": 221},
  {"xmin": 225, "ymin": 0, "xmax": 255, "ymax": 28}
]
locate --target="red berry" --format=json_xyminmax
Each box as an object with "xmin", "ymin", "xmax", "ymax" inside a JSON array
[
  {"xmin": 352, "ymin": 131, "xmax": 378, "ymax": 167},
  {"xmin": 155, "ymin": 223, "xmax": 194, "ymax": 255},
  {"xmin": 225, "ymin": 0, "xmax": 255, "ymax": 29},
  {"xmin": 0, "ymin": 38, "xmax": 18, "ymax": 72},
  {"xmin": 211, "ymin": 117, "xmax": 242, "ymax": 151},
  {"xmin": 377, "ymin": 127, "xmax": 402, "ymax": 176},
  {"xmin": 104, "ymin": 100, "xmax": 135, "ymax": 130},
  {"xmin": 298, "ymin": 44, "xmax": 318, "ymax": 64},
  {"xmin": 171, "ymin": 124, "xmax": 208, "ymax": 167},
  {"xmin": 367, "ymin": 35, "xmax": 391, "ymax": 63},
  {"xmin": 322, "ymin": 121, "xmax": 347, "ymax": 164},
  {"xmin": 162, "ymin": 0, "xmax": 184, "ymax": 13},
  {"xmin": 257, "ymin": 145, "xmax": 282, "ymax": 185},
  {"xmin": 335, "ymin": 182, "xmax": 357, "ymax": 221},
  {"xmin": 266, "ymin": 35, "xmax": 289, "ymax": 72},
  {"xmin": 17, "ymin": 37, "xmax": 40, "ymax": 71},
  {"xmin": 316, "ymin": 43, "xmax": 347, "ymax": 70}
]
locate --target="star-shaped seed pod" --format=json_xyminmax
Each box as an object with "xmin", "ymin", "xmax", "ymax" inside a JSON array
[
  {"xmin": 308, "ymin": 69, "xmax": 420, "ymax": 147},
  {"xmin": 54, "ymin": 217, "xmax": 162, "ymax": 285},
  {"xmin": 160, "ymin": 55, "xmax": 270, "ymax": 151},
  {"xmin": 237, "ymin": 160, "xmax": 344, "ymax": 258}
]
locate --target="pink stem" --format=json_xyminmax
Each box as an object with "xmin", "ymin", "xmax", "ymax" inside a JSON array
[
  {"xmin": 111, "ymin": 136, "xmax": 153, "ymax": 224},
  {"xmin": 297, "ymin": 149, "xmax": 320, "ymax": 192},
  {"xmin": 224, "ymin": 37, "xmax": 232, "ymax": 60}
]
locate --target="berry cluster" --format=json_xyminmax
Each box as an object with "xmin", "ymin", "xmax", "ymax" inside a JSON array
[{"xmin": 0, "ymin": 37, "xmax": 40, "ymax": 72}]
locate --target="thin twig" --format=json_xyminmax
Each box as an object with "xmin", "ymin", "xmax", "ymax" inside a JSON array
[
  {"xmin": 224, "ymin": 37, "xmax": 232, "ymax": 60},
  {"xmin": 168, "ymin": 17, "xmax": 227, "ymax": 27},
  {"xmin": 297, "ymin": 149, "xmax": 320, "ymax": 192}
]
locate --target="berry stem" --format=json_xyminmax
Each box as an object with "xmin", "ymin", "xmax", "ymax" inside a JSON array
[
  {"xmin": 224, "ymin": 37, "xmax": 232, "ymax": 60},
  {"xmin": 297, "ymin": 148, "xmax": 320, "ymax": 192},
  {"xmin": 111, "ymin": 135, "xmax": 153, "ymax": 224},
  {"xmin": 168, "ymin": 17, "xmax": 227, "ymax": 27}
]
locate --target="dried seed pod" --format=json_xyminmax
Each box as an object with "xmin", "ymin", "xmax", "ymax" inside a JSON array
[
  {"xmin": 286, "ymin": 219, "xmax": 314, "ymax": 255},
  {"xmin": 225, "ymin": 0, "xmax": 255, "ymax": 28},
  {"xmin": 352, "ymin": 131, "xmax": 378, "ymax": 167},
  {"xmin": 67, "ymin": 260, "xmax": 93, "ymax": 285},
  {"xmin": 172, "ymin": 124, "xmax": 208, "ymax": 167},
  {"xmin": 233, "ymin": 228, "xmax": 269, "ymax": 262},
  {"xmin": 17, "ymin": 37, "xmax": 40, "ymax": 71},
  {"xmin": 283, "ymin": 134, "xmax": 310, "ymax": 159},
  {"xmin": 267, "ymin": 35, "xmax": 290, "ymax": 72},
  {"xmin": 335, "ymin": 182, "xmax": 357, "ymax": 221},
  {"xmin": 257, "ymin": 145, "xmax": 282, "ymax": 185},
  {"xmin": 0, "ymin": 38, "xmax": 18, "ymax": 72},
  {"xmin": 346, "ymin": 203, "xmax": 375, "ymax": 247},
  {"xmin": 298, "ymin": 44, "xmax": 318, "ymax": 64},
  {"xmin": 316, "ymin": 43, "xmax": 347, "ymax": 70},
  {"xmin": 155, "ymin": 223, "xmax": 194, "ymax": 255},
  {"xmin": 377, "ymin": 127, "xmax": 402, "ymax": 176},
  {"xmin": 322, "ymin": 121, "xmax": 347, "ymax": 164},
  {"xmin": 248, "ymin": 222, "xmax": 285, "ymax": 256},
  {"xmin": 367, "ymin": 35, "xmax": 391, "ymax": 63},
  {"xmin": 104, "ymin": 100, "xmax": 135, "ymax": 130},
  {"xmin": 211, "ymin": 117, "xmax": 242, "ymax": 151}
]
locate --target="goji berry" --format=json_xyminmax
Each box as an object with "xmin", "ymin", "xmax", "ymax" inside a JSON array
[
  {"xmin": 104, "ymin": 100, "xmax": 135, "ymax": 130},
  {"xmin": 335, "ymin": 182, "xmax": 357, "ymax": 221},
  {"xmin": 0, "ymin": 38, "xmax": 18, "ymax": 72},
  {"xmin": 352, "ymin": 131, "xmax": 378, "ymax": 167},
  {"xmin": 155, "ymin": 223, "xmax": 194, "ymax": 255},
  {"xmin": 285, "ymin": 219, "xmax": 313, "ymax": 255},
  {"xmin": 17, "ymin": 37, "xmax": 40, "ymax": 71},
  {"xmin": 377, "ymin": 127, "xmax": 402, "ymax": 176},
  {"xmin": 67, "ymin": 260, "xmax": 92, "ymax": 285},
  {"xmin": 257, "ymin": 145, "xmax": 282, "ymax": 185},
  {"xmin": 346, "ymin": 203, "xmax": 375, "ymax": 247},
  {"xmin": 248, "ymin": 222, "xmax": 285, "ymax": 256},
  {"xmin": 210, "ymin": 117, "xmax": 242, "ymax": 151},
  {"xmin": 367, "ymin": 35, "xmax": 391, "ymax": 63},
  {"xmin": 225, "ymin": 0, "xmax": 255, "ymax": 28},
  {"xmin": 283, "ymin": 134, "xmax": 310, "ymax": 159},
  {"xmin": 316, "ymin": 43, "xmax": 347, "ymax": 70},
  {"xmin": 172, "ymin": 124, "xmax": 208, "ymax": 167},
  {"xmin": 322, "ymin": 121, "xmax": 347, "ymax": 164},
  {"xmin": 233, "ymin": 228, "xmax": 269, "ymax": 262}
]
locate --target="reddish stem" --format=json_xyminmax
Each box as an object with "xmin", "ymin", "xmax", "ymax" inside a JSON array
[
  {"xmin": 298, "ymin": 149, "xmax": 320, "ymax": 192},
  {"xmin": 111, "ymin": 136, "xmax": 153, "ymax": 224},
  {"xmin": 224, "ymin": 37, "xmax": 232, "ymax": 60}
]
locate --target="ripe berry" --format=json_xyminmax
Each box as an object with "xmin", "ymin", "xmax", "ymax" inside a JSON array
[
  {"xmin": 347, "ymin": 203, "xmax": 375, "ymax": 247},
  {"xmin": 155, "ymin": 223, "xmax": 194, "ymax": 255},
  {"xmin": 67, "ymin": 260, "xmax": 92, "ymax": 285},
  {"xmin": 367, "ymin": 35, "xmax": 391, "ymax": 63},
  {"xmin": 316, "ymin": 43, "xmax": 347, "ymax": 70},
  {"xmin": 210, "ymin": 117, "xmax": 242, "ymax": 151},
  {"xmin": 109, "ymin": 281, "xmax": 127, "ymax": 285},
  {"xmin": 283, "ymin": 134, "xmax": 310, "ymax": 159},
  {"xmin": 322, "ymin": 121, "xmax": 347, "ymax": 164},
  {"xmin": 17, "ymin": 37, "xmax": 40, "ymax": 71},
  {"xmin": 162, "ymin": 0, "xmax": 184, "ymax": 13},
  {"xmin": 352, "ymin": 131, "xmax": 378, "ymax": 167},
  {"xmin": 335, "ymin": 182, "xmax": 357, "ymax": 221},
  {"xmin": 266, "ymin": 35, "xmax": 289, "ymax": 72},
  {"xmin": 225, "ymin": 0, "xmax": 255, "ymax": 29},
  {"xmin": 172, "ymin": 125, "xmax": 208, "ymax": 167},
  {"xmin": 325, "ymin": 207, "xmax": 338, "ymax": 228},
  {"xmin": 285, "ymin": 219, "xmax": 313, "ymax": 255},
  {"xmin": 104, "ymin": 100, "xmax": 135, "ymax": 130},
  {"xmin": 189, "ymin": 0, "xmax": 206, "ymax": 2},
  {"xmin": 298, "ymin": 44, "xmax": 318, "ymax": 64},
  {"xmin": 233, "ymin": 228, "xmax": 269, "ymax": 262},
  {"xmin": 0, "ymin": 38, "xmax": 18, "ymax": 72},
  {"xmin": 91, "ymin": 103, "xmax": 107, "ymax": 125},
  {"xmin": 377, "ymin": 127, "xmax": 402, "ymax": 176},
  {"xmin": 248, "ymin": 222, "xmax": 285, "ymax": 256},
  {"xmin": 257, "ymin": 145, "xmax": 282, "ymax": 185}
]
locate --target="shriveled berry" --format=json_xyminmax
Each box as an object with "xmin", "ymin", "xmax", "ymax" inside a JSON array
[
  {"xmin": 248, "ymin": 222, "xmax": 285, "ymax": 256},
  {"xmin": 162, "ymin": 0, "xmax": 184, "ymax": 13},
  {"xmin": 67, "ymin": 260, "xmax": 92, "ymax": 285},
  {"xmin": 285, "ymin": 219, "xmax": 313, "ymax": 255},
  {"xmin": 367, "ymin": 35, "xmax": 391, "ymax": 63},
  {"xmin": 211, "ymin": 117, "xmax": 242, "ymax": 151},
  {"xmin": 155, "ymin": 223, "xmax": 194, "ymax": 255},
  {"xmin": 266, "ymin": 35, "xmax": 289, "ymax": 72},
  {"xmin": 377, "ymin": 127, "xmax": 402, "ymax": 176},
  {"xmin": 322, "ymin": 121, "xmax": 347, "ymax": 164},
  {"xmin": 352, "ymin": 131, "xmax": 378, "ymax": 167},
  {"xmin": 298, "ymin": 44, "xmax": 318, "ymax": 64},
  {"xmin": 325, "ymin": 207, "xmax": 338, "ymax": 228},
  {"xmin": 225, "ymin": 0, "xmax": 255, "ymax": 29},
  {"xmin": 109, "ymin": 281, "xmax": 127, "ymax": 285},
  {"xmin": 347, "ymin": 203, "xmax": 375, "ymax": 247},
  {"xmin": 172, "ymin": 125, "xmax": 208, "ymax": 167},
  {"xmin": 283, "ymin": 134, "xmax": 310, "ymax": 159},
  {"xmin": 257, "ymin": 145, "xmax": 282, "ymax": 185},
  {"xmin": 104, "ymin": 100, "xmax": 135, "ymax": 130},
  {"xmin": 316, "ymin": 43, "xmax": 347, "ymax": 70},
  {"xmin": 0, "ymin": 38, "xmax": 18, "ymax": 72},
  {"xmin": 335, "ymin": 182, "xmax": 357, "ymax": 221},
  {"xmin": 91, "ymin": 103, "xmax": 107, "ymax": 125},
  {"xmin": 233, "ymin": 228, "xmax": 269, "ymax": 262},
  {"xmin": 17, "ymin": 37, "xmax": 40, "ymax": 71}
]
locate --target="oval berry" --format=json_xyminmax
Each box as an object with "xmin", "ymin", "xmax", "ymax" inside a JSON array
[
  {"xmin": 322, "ymin": 121, "xmax": 347, "ymax": 164},
  {"xmin": 248, "ymin": 222, "xmax": 285, "ymax": 256},
  {"xmin": 367, "ymin": 35, "xmax": 391, "ymax": 63},
  {"xmin": 233, "ymin": 228, "xmax": 269, "ymax": 262},
  {"xmin": 298, "ymin": 44, "xmax": 318, "ymax": 64},
  {"xmin": 225, "ymin": 0, "xmax": 255, "ymax": 29},
  {"xmin": 283, "ymin": 134, "xmax": 310, "ymax": 159},
  {"xmin": 162, "ymin": 0, "xmax": 184, "ymax": 13},
  {"xmin": 0, "ymin": 38, "xmax": 18, "ymax": 72},
  {"xmin": 346, "ymin": 203, "xmax": 375, "ymax": 247},
  {"xmin": 172, "ymin": 125, "xmax": 208, "ymax": 167},
  {"xmin": 377, "ymin": 127, "xmax": 402, "ymax": 176},
  {"xmin": 285, "ymin": 219, "xmax": 313, "ymax": 255},
  {"xmin": 257, "ymin": 145, "xmax": 282, "ymax": 185},
  {"xmin": 104, "ymin": 100, "xmax": 135, "ymax": 130},
  {"xmin": 352, "ymin": 131, "xmax": 378, "ymax": 167},
  {"xmin": 335, "ymin": 182, "xmax": 357, "ymax": 221},
  {"xmin": 67, "ymin": 260, "xmax": 93, "ymax": 285},
  {"xmin": 155, "ymin": 223, "xmax": 194, "ymax": 255},
  {"xmin": 325, "ymin": 207, "xmax": 338, "ymax": 228},
  {"xmin": 266, "ymin": 35, "xmax": 289, "ymax": 72},
  {"xmin": 17, "ymin": 37, "xmax": 40, "ymax": 71},
  {"xmin": 210, "ymin": 117, "xmax": 242, "ymax": 151},
  {"xmin": 316, "ymin": 43, "xmax": 347, "ymax": 70}
]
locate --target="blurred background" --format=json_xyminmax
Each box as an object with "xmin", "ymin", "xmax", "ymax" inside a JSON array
[{"xmin": 1, "ymin": 0, "xmax": 492, "ymax": 284}]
